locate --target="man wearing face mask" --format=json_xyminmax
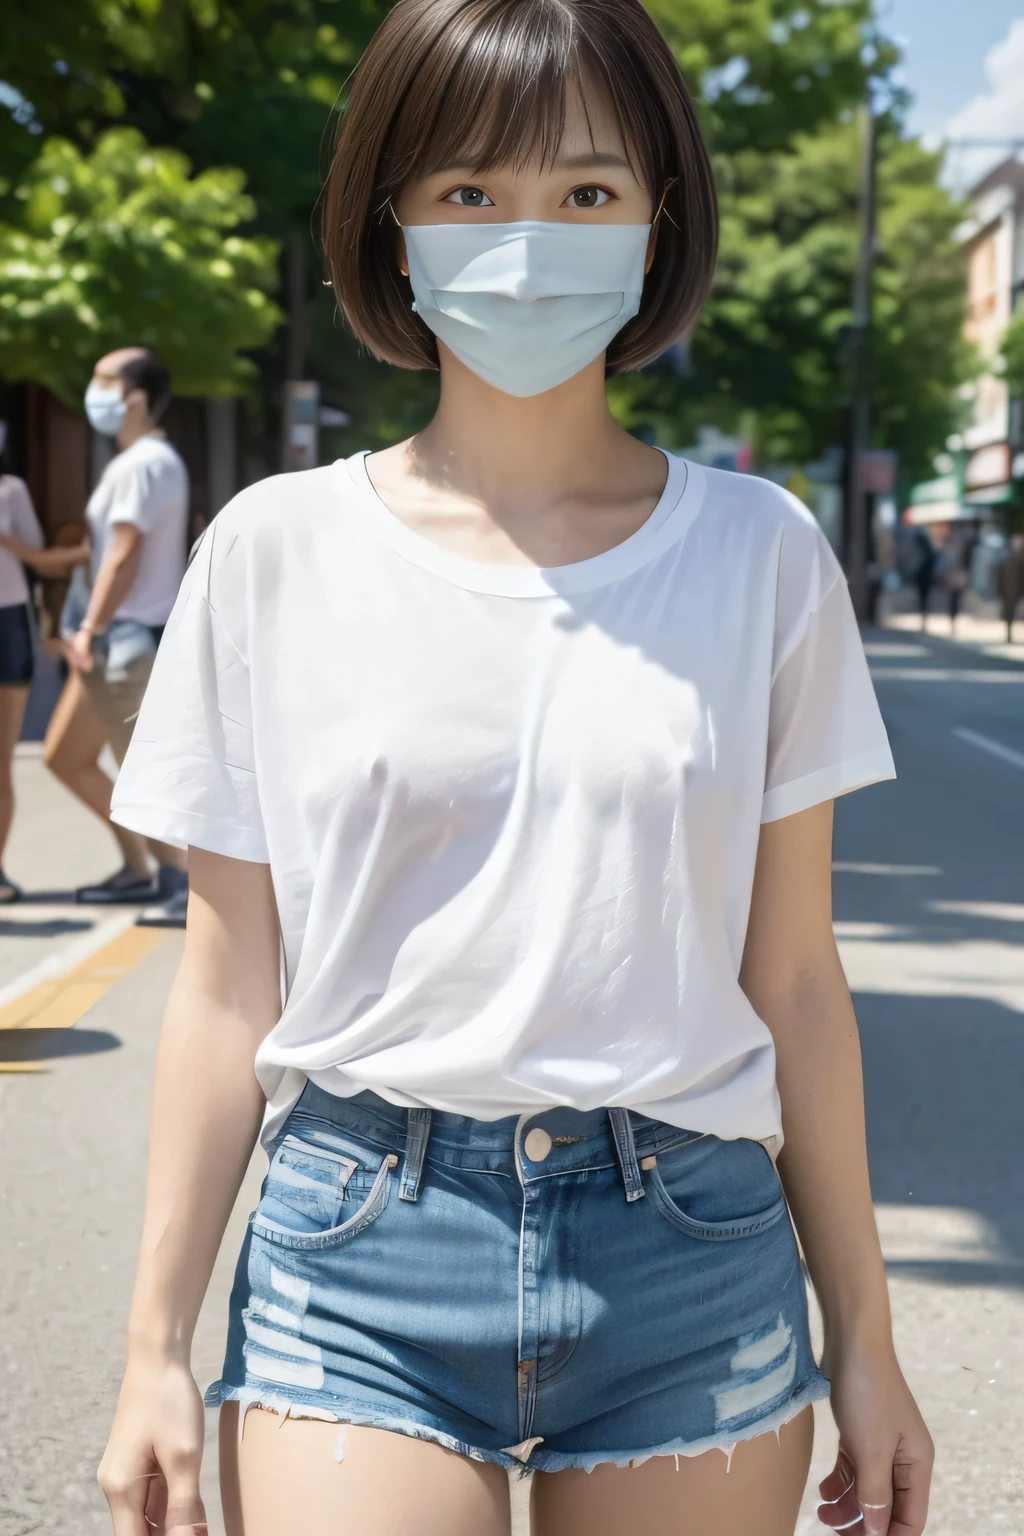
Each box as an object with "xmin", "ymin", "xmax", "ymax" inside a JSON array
[
  {"xmin": 4, "ymin": 348, "xmax": 190, "ymax": 914},
  {"xmin": 77, "ymin": 347, "xmax": 190, "ymax": 910}
]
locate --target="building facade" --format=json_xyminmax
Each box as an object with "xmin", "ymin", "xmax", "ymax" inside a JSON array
[{"xmin": 962, "ymin": 158, "xmax": 1024, "ymax": 513}]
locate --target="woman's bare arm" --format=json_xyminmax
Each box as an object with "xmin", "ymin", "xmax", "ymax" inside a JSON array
[
  {"xmin": 0, "ymin": 533, "xmax": 89, "ymax": 575},
  {"xmin": 740, "ymin": 801, "xmax": 932, "ymax": 1536},
  {"xmin": 99, "ymin": 848, "xmax": 281, "ymax": 1535}
]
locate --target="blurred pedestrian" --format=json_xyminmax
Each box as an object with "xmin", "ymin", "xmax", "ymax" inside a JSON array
[
  {"xmin": 0, "ymin": 348, "xmax": 189, "ymax": 918},
  {"xmin": 0, "ymin": 420, "xmax": 44, "ymax": 901},
  {"xmin": 996, "ymin": 532, "xmax": 1024, "ymax": 642},
  {"xmin": 909, "ymin": 524, "xmax": 936, "ymax": 629},
  {"xmin": 100, "ymin": 4, "xmax": 932, "ymax": 1535},
  {"xmin": 937, "ymin": 523, "xmax": 975, "ymax": 632}
]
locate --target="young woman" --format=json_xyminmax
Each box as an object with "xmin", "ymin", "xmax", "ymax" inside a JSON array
[
  {"xmin": 99, "ymin": 3, "xmax": 933, "ymax": 1533},
  {"xmin": 0, "ymin": 427, "xmax": 45, "ymax": 901}
]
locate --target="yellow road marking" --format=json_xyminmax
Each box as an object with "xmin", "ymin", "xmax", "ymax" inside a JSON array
[{"xmin": 0, "ymin": 925, "xmax": 164, "ymax": 1071}]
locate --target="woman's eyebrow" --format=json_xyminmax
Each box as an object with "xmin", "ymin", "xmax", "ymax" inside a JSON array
[
  {"xmin": 555, "ymin": 151, "xmax": 632, "ymax": 170},
  {"xmin": 427, "ymin": 151, "xmax": 634, "ymax": 176}
]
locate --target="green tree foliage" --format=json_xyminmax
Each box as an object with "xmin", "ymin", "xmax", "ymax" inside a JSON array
[
  {"xmin": 1, "ymin": 1, "xmax": 387, "ymax": 233},
  {"xmin": 648, "ymin": 0, "xmax": 893, "ymax": 152},
  {"xmin": 1, "ymin": 2, "xmax": 388, "ymax": 416},
  {"xmin": 0, "ymin": 128, "xmax": 281, "ymax": 405},
  {"xmin": 660, "ymin": 121, "xmax": 972, "ymax": 482}
]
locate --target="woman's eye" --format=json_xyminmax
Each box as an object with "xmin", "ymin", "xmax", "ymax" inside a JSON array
[
  {"xmin": 566, "ymin": 186, "xmax": 611, "ymax": 209},
  {"xmin": 444, "ymin": 186, "xmax": 494, "ymax": 207}
]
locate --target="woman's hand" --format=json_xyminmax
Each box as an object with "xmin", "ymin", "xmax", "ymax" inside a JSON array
[
  {"xmin": 66, "ymin": 625, "xmax": 96, "ymax": 672},
  {"xmin": 97, "ymin": 1354, "xmax": 208, "ymax": 1535},
  {"xmin": 818, "ymin": 1343, "xmax": 934, "ymax": 1535}
]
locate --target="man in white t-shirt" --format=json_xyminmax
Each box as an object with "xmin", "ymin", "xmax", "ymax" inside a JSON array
[{"xmin": 67, "ymin": 347, "xmax": 190, "ymax": 915}]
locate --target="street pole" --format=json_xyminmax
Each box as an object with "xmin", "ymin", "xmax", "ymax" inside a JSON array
[
  {"xmin": 282, "ymin": 233, "xmax": 318, "ymax": 471},
  {"xmin": 285, "ymin": 231, "xmax": 307, "ymax": 384},
  {"xmin": 847, "ymin": 103, "xmax": 877, "ymax": 622}
]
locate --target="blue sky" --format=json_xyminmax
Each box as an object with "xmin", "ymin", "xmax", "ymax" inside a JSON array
[
  {"xmin": 884, "ymin": 0, "xmax": 1024, "ymax": 135},
  {"xmin": 882, "ymin": 0, "xmax": 1024, "ymax": 187}
]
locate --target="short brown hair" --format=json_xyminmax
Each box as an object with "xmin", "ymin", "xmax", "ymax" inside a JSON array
[{"xmin": 323, "ymin": 0, "xmax": 718, "ymax": 376}]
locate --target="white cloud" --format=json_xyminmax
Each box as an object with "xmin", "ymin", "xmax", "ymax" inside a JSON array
[{"xmin": 944, "ymin": 20, "xmax": 1024, "ymax": 191}]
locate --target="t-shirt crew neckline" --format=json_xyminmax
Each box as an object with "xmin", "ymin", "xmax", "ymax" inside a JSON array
[{"xmin": 339, "ymin": 447, "xmax": 704, "ymax": 598}]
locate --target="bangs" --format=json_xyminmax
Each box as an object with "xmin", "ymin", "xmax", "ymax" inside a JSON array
[{"xmin": 380, "ymin": 1, "xmax": 656, "ymax": 193}]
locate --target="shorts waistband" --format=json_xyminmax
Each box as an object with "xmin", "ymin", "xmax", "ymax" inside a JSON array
[{"xmin": 286, "ymin": 1083, "xmax": 704, "ymax": 1206}]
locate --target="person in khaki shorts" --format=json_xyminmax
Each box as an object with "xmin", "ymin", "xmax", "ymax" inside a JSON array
[{"xmin": 0, "ymin": 346, "xmax": 190, "ymax": 917}]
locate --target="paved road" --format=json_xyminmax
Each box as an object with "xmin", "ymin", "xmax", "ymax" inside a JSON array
[{"xmin": 1, "ymin": 624, "xmax": 1022, "ymax": 1535}]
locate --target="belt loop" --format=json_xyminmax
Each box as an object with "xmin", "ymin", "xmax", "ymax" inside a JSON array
[
  {"xmin": 400, "ymin": 1108, "xmax": 432, "ymax": 1202},
  {"xmin": 608, "ymin": 1107, "xmax": 645, "ymax": 1203}
]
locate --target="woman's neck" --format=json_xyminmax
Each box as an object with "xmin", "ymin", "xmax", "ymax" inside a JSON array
[{"xmin": 409, "ymin": 347, "xmax": 657, "ymax": 520}]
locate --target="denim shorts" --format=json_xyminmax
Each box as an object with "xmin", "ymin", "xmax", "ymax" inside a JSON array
[
  {"xmin": 206, "ymin": 1083, "xmax": 830, "ymax": 1473},
  {"xmin": 0, "ymin": 602, "xmax": 34, "ymax": 686}
]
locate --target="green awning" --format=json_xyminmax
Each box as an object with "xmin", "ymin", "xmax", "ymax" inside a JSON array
[{"xmin": 909, "ymin": 475, "xmax": 960, "ymax": 506}]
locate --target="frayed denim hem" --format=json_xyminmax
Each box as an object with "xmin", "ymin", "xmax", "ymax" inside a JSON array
[
  {"xmin": 203, "ymin": 1380, "xmax": 529, "ymax": 1472},
  {"xmin": 205, "ymin": 1371, "xmax": 829, "ymax": 1477},
  {"xmin": 525, "ymin": 1373, "xmax": 832, "ymax": 1475}
]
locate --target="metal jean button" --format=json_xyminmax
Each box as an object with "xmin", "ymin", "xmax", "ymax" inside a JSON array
[{"xmin": 524, "ymin": 1127, "xmax": 553, "ymax": 1162}]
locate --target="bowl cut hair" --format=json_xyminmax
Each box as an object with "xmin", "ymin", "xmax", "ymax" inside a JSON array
[{"xmin": 323, "ymin": 0, "xmax": 718, "ymax": 376}]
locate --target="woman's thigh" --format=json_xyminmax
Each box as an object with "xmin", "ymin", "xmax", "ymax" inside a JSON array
[
  {"xmin": 0, "ymin": 685, "xmax": 29, "ymax": 769},
  {"xmin": 221, "ymin": 1404, "xmax": 512, "ymax": 1536},
  {"xmin": 530, "ymin": 1406, "xmax": 813, "ymax": 1536}
]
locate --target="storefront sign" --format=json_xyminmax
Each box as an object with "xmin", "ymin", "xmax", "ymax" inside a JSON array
[
  {"xmin": 964, "ymin": 442, "xmax": 1010, "ymax": 490},
  {"xmin": 856, "ymin": 449, "xmax": 897, "ymax": 494}
]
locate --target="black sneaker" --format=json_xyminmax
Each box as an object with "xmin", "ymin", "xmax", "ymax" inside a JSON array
[
  {"xmin": 75, "ymin": 866, "xmax": 160, "ymax": 904},
  {"xmin": 156, "ymin": 864, "xmax": 189, "ymax": 901},
  {"xmin": 137, "ymin": 885, "xmax": 189, "ymax": 929}
]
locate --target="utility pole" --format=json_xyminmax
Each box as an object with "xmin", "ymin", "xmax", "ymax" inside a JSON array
[
  {"xmin": 847, "ymin": 103, "xmax": 877, "ymax": 622},
  {"xmin": 281, "ymin": 233, "xmax": 319, "ymax": 472},
  {"xmin": 285, "ymin": 232, "xmax": 307, "ymax": 384}
]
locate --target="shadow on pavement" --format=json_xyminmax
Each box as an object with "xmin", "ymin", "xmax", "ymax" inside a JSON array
[
  {"xmin": 858, "ymin": 989, "xmax": 1024, "ymax": 1287},
  {"xmin": 0, "ymin": 1027, "xmax": 122, "ymax": 1062},
  {"xmin": 0, "ymin": 917, "xmax": 95, "ymax": 938}
]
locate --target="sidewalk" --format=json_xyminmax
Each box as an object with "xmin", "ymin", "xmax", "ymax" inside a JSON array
[{"xmin": 884, "ymin": 609, "xmax": 1024, "ymax": 664}]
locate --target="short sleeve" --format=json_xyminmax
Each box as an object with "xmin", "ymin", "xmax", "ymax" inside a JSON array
[
  {"xmin": 111, "ymin": 525, "xmax": 269, "ymax": 861},
  {"xmin": 6, "ymin": 478, "xmax": 44, "ymax": 550},
  {"xmin": 761, "ymin": 514, "xmax": 895, "ymax": 824},
  {"xmin": 107, "ymin": 452, "xmax": 176, "ymax": 534}
]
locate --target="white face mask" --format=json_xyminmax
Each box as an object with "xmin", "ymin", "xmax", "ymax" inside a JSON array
[
  {"xmin": 403, "ymin": 221, "xmax": 650, "ymax": 398},
  {"xmin": 84, "ymin": 382, "xmax": 127, "ymax": 437}
]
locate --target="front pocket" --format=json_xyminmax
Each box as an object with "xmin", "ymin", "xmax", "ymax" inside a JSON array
[
  {"xmin": 646, "ymin": 1137, "xmax": 787, "ymax": 1242},
  {"xmin": 252, "ymin": 1127, "xmax": 400, "ymax": 1251}
]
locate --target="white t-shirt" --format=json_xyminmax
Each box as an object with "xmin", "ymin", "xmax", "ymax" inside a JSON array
[
  {"xmin": 0, "ymin": 476, "xmax": 44, "ymax": 608},
  {"xmin": 86, "ymin": 435, "xmax": 188, "ymax": 626},
  {"xmin": 112, "ymin": 451, "xmax": 894, "ymax": 1145}
]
